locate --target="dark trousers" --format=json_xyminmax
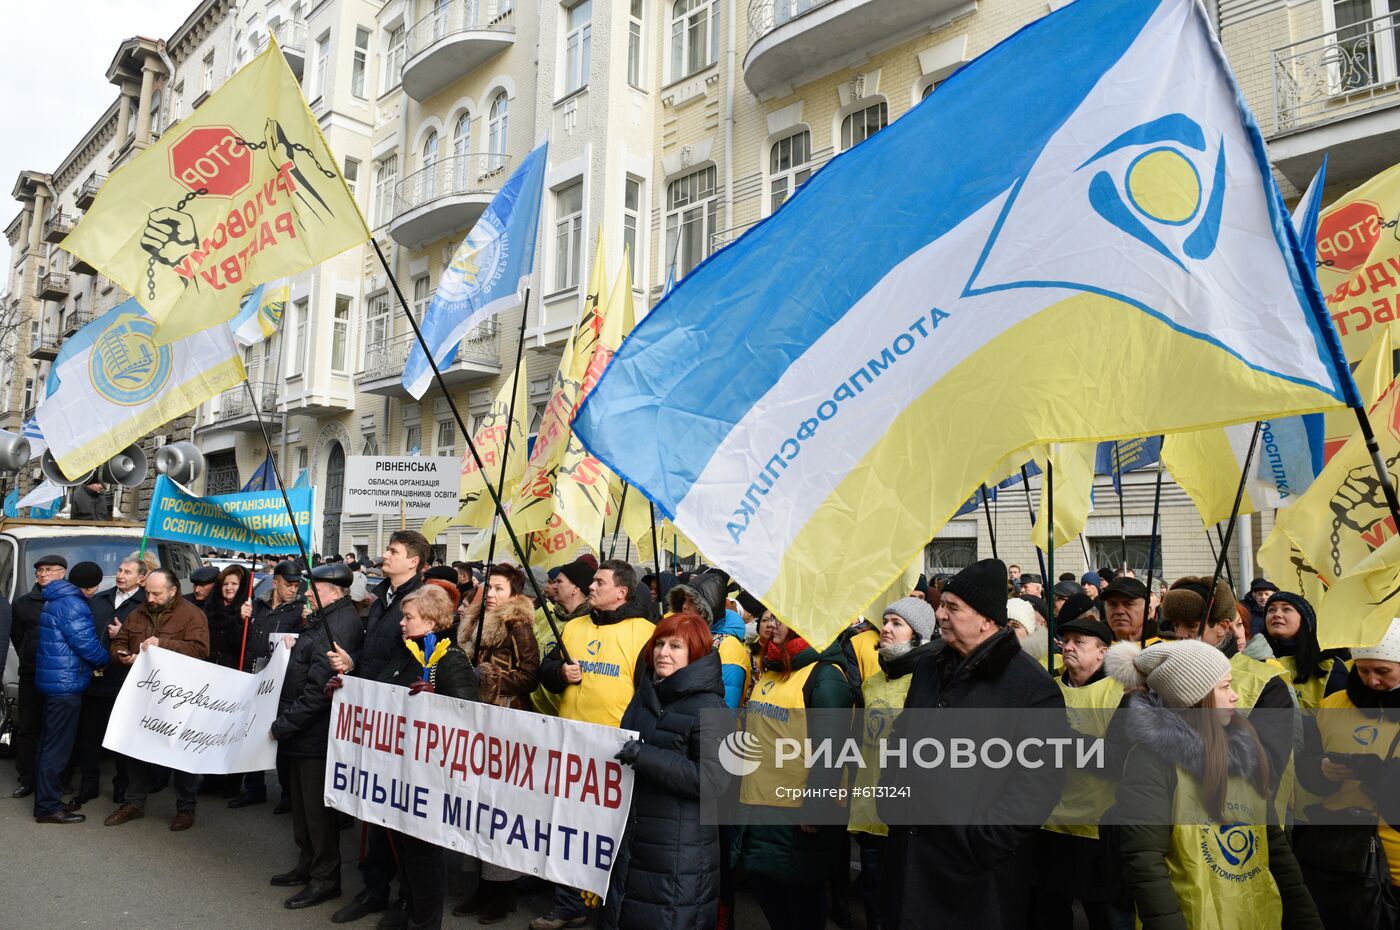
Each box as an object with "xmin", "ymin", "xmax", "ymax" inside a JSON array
[
  {"xmin": 73, "ymin": 693, "xmax": 117, "ymax": 798},
  {"xmin": 125, "ymin": 757, "xmax": 200, "ymax": 811},
  {"xmin": 751, "ymin": 879, "xmax": 827, "ymax": 930},
  {"xmin": 14, "ymin": 675, "xmax": 41, "ymax": 787},
  {"xmin": 34, "ymin": 693, "xmax": 82, "ymax": 817},
  {"xmin": 389, "ymin": 830, "xmax": 446, "ymax": 930},
  {"xmin": 855, "ymin": 834, "xmax": 885, "ymax": 930},
  {"xmin": 362, "ymin": 821, "xmax": 398, "ymax": 901},
  {"xmin": 551, "ymin": 882, "xmax": 587, "ymax": 920},
  {"xmin": 242, "ymin": 750, "xmax": 291, "ymax": 799},
  {"xmin": 289, "ymin": 756, "xmax": 341, "ymax": 886}
]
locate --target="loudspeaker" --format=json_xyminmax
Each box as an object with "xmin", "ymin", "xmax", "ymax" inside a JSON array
[
  {"xmin": 100, "ymin": 444, "xmax": 148, "ymax": 488},
  {"xmin": 0, "ymin": 431, "xmax": 30, "ymax": 472},
  {"xmin": 40, "ymin": 450, "xmax": 95, "ymax": 487},
  {"xmin": 154, "ymin": 441, "xmax": 204, "ymax": 485}
]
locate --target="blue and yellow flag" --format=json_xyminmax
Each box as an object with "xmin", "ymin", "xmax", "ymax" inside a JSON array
[
  {"xmin": 229, "ymin": 283, "xmax": 290, "ymax": 346},
  {"xmin": 573, "ymin": 0, "xmax": 1354, "ymax": 647}
]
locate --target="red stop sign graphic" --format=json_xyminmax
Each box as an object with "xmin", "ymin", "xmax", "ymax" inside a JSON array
[
  {"xmin": 1317, "ymin": 200, "xmax": 1383, "ymax": 273},
  {"xmin": 168, "ymin": 125, "xmax": 252, "ymax": 198}
]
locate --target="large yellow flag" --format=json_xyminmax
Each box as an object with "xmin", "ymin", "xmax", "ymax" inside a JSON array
[
  {"xmin": 61, "ymin": 39, "xmax": 369, "ymax": 345},
  {"xmin": 420, "ymin": 359, "xmax": 529, "ymax": 542},
  {"xmin": 1030, "ymin": 443, "xmax": 1096, "ymax": 552},
  {"xmin": 1161, "ymin": 426, "xmax": 1259, "ymax": 528},
  {"xmin": 1312, "ymin": 533, "xmax": 1400, "ymax": 650}
]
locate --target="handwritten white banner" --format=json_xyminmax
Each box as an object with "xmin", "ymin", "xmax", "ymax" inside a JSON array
[
  {"xmin": 103, "ymin": 643, "xmax": 290, "ymax": 773},
  {"xmin": 326, "ymin": 677, "xmax": 637, "ymax": 898}
]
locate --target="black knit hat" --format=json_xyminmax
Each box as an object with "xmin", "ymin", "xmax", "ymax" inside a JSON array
[
  {"xmin": 69, "ymin": 561, "xmax": 104, "ymax": 590},
  {"xmin": 942, "ymin": 559, "xmax": 1009, "ymax": 625},
  {"xmin": 1262, "ymin": 591, "xmax": 1331, "ymax": 684},
  {"xmin": 558, "ymin": 559, "xmax": 595, "ymax": 593}
]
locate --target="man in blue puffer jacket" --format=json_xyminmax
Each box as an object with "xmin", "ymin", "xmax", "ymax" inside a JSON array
[{"xmin": 34, "ymin": 561, "xmax": 108, "ymax": 824}]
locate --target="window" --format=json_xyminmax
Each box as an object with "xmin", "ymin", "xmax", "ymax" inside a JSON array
[
  {"xmin": 297, "ymin": 447, "xmax": 308, "ymax": 473},
  {"xmin": 553, "ymin": 181, "xmax": 584, "ymax": 291},
  {"xmin": 1329, "ymin": 0, "xmax": 1400, "ymax": 90},
  {"xmin": 332, "ymin": 295, "xmax": 351, "ymax": 373},
  {"xmin": 70, "ymin": 292, "xmax": 83, "ymax": 332},
  {"xmin": 841, "ymin": 100, "xmax": 888, "ymax": 150},
  {"xmin": 664, "ymin": 166, "xmax": 717, "ymax": 280},
  {"xmin": 413, "ymin": 275, "xmax": 432, "ymax": 318},
  {"xmin": 364, "ymin": 293, "xmax": 390, "ymax": 359},
  {"xmin": 202, "ymin": 52, "xmax": 215, "ymax": 92},
  {"xmin": 150, "ymin": 89, "xmax": 163, "ymax": 137},
  {"xmin": 1087, "ymin": 536, "xmax": 1162, "ymax": 577},
  {"xmin": 487, "ymin": 92, "xmax": 509, "ymax": 169},
  {"xmin": 171, "ymin": 83, "xmax": 183, "ymax": 120},
  {"xmin": 383, "ymin": 25, "xmax": 406, "ymax": 92},
  {"xmin": 344, "ymin": 157, "xmax": 360, "ymax": 200},
  {"xmin": 21, "ymin": 378, "xmax": 33, "ymax": 414},
  {"xmin": 288, "ymin": 297, "xmax": 308, "ymax": 376},
  {"xmin": 926, "ymin": 539, "xmax": 977, "ymax": 576},
  {"xmin": 314, "ymin": 33, "xmax": 330, "ymax": 99},
  {"xmin": 421, "ymin": 130, "xmax": 440, "ymax": 200},
  {"xmin": 433, "ymin": 0, "xmax": 452, "ymax": 40},
  {"xmin": 623, "ymin": 177, "xmax": 642, "ymax": 279},
  {"xmin": 920, "ymin": 79, "xmax": 938, "ymax": 101},
  {"xmin": 361, "ymin": 436, "xmax": 378, "ymax": 457},
  {"xmin": 452, "ymin": 112, "xmax": 472, "ymax": 189},
  {"xmin": 563, "ymin": 0, "xmax": 592, "ymax": 95},
  {"xmin": 768, "ymin": 130, "xmax": 812, "ymax": 213},
  {"xmin": 670, "ymin": 0, "xmax": 718, "ymax": 80},
  {"xmin": 436, "ymin": 420, "xmax": 456, "ymax": 455},
  {"xmin": 628, "ymin": 0, "xmax": 644, "ymax": 88},
  {"xmin": 374, "ymin": 155, "xmax": 398, "ymax": 226},
  {"xmin": 405, "ymin": 424, "xmax": 422, "ymax": 455},
  {"xmin": 351, "ymin": 27, "xmax": 369, "ymax": 98}
]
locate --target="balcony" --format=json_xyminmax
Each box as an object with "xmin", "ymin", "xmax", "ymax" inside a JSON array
[
  {"xmin": 62, "ymin": 310, "xmax": 94, "ymax": 336},
  {"xmin": 28, "ymin": 332, "xmax": 59, "ymax": 362},
  {"xmin": 257, "ymin": 19, "xmax": 309, "ymax": 78},
  {"xmin": 75, "ymin": 173, "xmax": 105, "ymax": 209},
  {"xmin": 70, "ymin": 256, "xmax": 96, "ymax": 275},
  {"xmin": 42, "ymin": 213, "xmax": 73, "ymax": 244},
  {"xmin": 388, "ymin": 153, "xmax": 509, "ymax": 248},
  {"xmin": 745, "ymin": 0, "xmax": 970, "ymax": 98},
  {"xmin": 402, "ymin": 0, "xmax": 515, "ymax": 102},
  {"xmin": 1271, "ymin": 11, "xmax": 1400, "ymax": 188},
  {"xmin": 356, "ymin": 322, "xmax": 501, "ymax": 397},
  {"xmin": 36, "ymin": 271, "xmax": 70, "ymax": 301},
  {"xmin": 195, "ymin": 381, "xmax": 281, "ymax": 434}
]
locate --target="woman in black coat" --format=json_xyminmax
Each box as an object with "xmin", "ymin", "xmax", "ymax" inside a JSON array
[
  {"xmin": 207, "ymin": 564, "xmax": 249, "ymax": 668},
  {"xmin": 604, "ymin": 612, "xmax": 731, "ymax": 930}
]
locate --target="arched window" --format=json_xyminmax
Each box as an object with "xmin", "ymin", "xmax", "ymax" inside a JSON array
[
  {"xmin": 422, "ymin": 130, "xmax": 439, "ymax": 199},
  {"xmin": 488, "ymin": 92, "xmax": 508, "ymax": 170},
  {"xmin": 840, "ymin": 100, "xmax": 887, "ymax": 151},
  {"xmin": 768, "ymin": 129, "xmax": 811, "ymax": 213},
  {"xmin": 453, "ymin": 112, "xmax": 471, "ymax": 190}
]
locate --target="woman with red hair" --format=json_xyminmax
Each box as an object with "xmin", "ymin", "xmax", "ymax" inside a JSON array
[{"xmin": 603, "ymin": 613, "xmax": 730, "ymax": 930}]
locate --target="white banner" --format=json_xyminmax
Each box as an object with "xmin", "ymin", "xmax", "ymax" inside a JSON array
[
  {"xmin": 103, "ymin": 642, "xmax": 290, "ymax": 773},
  {"xmin": 326, "ymin": 677, "xmax": 637, "ymax": 898},
  {"xmin": 344, "ymin": 455, "xmax": 462, "ymax": 517}
]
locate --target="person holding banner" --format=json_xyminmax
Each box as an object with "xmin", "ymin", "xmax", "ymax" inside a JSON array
[
  {"xmin": 604, "ymin": 612, "xmax": 729, "ymax": 930},
  {"xmin": 206, "ymin": 565, "xmax": 250, "ymax": 669},
  {"xmin": 270, "ymin": 562, "xmax": 365, "ymax": 910}
]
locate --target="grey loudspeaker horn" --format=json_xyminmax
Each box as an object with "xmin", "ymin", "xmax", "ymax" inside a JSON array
[
  {"xmin": 101, "ymin": 444, "xmax": 148, "ymax": 488},
  {"xmin": 154, "ymin": 441, "xmax": 204, "ymax": 485},
  {"xmin": 0, "ymin": 431, "xmax": 30, "ymax": 472},
  {"xmin": 40, "ymin": 450, "xmax": 95, "ymax": 487}
]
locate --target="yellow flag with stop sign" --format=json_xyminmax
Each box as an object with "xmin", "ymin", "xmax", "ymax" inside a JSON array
[{"xmin": 60, "ymin": 38, "xmax": 369, "ymax": 345}]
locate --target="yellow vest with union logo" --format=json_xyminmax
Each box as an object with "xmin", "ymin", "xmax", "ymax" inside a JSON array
[
  {"xmin": 1315, "ymin": 688, "xmax": 1400, "ymax": 885},
  {"xmin": 849, "ymin": 667, "xmax": 915, "ymax": 835},
  {"xmin": 557, "ymin": 614, "xmax": 654, "ymax": 728},
  {"xmin": 740, "ymin": 664, "xmax": 821, "ymax": 809},
  {"xmin": 1044, "ymin": 674, "xmax": 1124, "ymax": 839}
]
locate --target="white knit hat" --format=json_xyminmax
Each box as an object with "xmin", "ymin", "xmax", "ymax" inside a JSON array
[
  {"xmin": 1105, "ymin": 640, "xmax": 1232, "ymax": 708},
  {"xmin": 1005, "ymin": 598, "xmax": 1037, "ymax": 633},
  {"xmin": 1353, "ymin": 617, "xmax": 1400, "ymax": 664}
]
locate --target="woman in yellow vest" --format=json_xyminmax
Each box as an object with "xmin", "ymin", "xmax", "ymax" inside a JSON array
[
  {"xmin": 730, "ymin": 613, "xmax": 859, "ymax": 930},
  {"xmin": 1294, "ymin": 617, "xmax": 1400, "ymax": 930},
  {"xmin": 848, "ymin": 597, "xmax": 937, "ymax": 930},
  {"xmin": 1259, "ymin": 592, "xmax": 1349, "ymax": 710},
  {"xmin": 1107, "ymin": 639, "xmax": 1323, "ymax": 930}
]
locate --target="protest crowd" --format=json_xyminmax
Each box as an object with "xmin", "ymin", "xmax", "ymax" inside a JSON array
[{"xmin": 6, "ymin": 528, "xmax": 1400, "ymax": 930}]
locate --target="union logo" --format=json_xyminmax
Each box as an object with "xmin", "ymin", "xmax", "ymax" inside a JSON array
[
  {"xmin": 88, "ymin": 315, "xmax": 173, "ymax": 406},
  {"xmin": 440, "ymin": 213, "xmax": 509, "ymax": 307}
]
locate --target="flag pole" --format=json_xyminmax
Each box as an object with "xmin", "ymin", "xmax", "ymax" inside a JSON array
[
  {"xmin": 648, "ymin": 500, "xmax": 663, "ymax": 583},
  {"xmin": 979, "ymin": 484, "xmax": 998, "ymax": 560},
  {"xmin": 486, "ymin": 291, "xmax": 532, "ymax": 565},
  {"xmin": 1199, "ymin": 422, "xmax": 1261, "ymax": 641},
  {"xmin": 1113, "ymin": 441, "xmax": 1128, "ymax": 572},
  {"xmin": 371, "ymin": 239, "xmax": 567, "ymax": 660},
  {"xmin": 1214, "ymin": 525, "xmax": 1236, "ymax": 592},
  {"xmin": 607, "ymin": 483, "xmax": 629, "ymax": 561},
  {"xmin": 1044, "ymin": 458, "xmax": 1055, "ymax": 672},
  {"xmin": 1142, "ymin": 457, "xmax": 1164, "ymax": 645},
  {"xmin": 240, "ymin": 379, "xmax": 332, "ymax": 645},
  {"xmin": 1353, "ymin": 403, "xmax": 1400, "ymax": 534},
  {"xmin": 1020, "ymin": 465, "xmax": 1049, "ymax": 583}
]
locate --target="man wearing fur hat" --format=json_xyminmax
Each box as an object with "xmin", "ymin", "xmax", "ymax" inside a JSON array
[{"xmin": 880, "ymin": 559, "xmax": 1067, "ymax": 929}]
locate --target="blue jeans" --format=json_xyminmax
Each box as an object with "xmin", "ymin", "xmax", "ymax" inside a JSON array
[{"xmin": 35, "ymin": 693, "xmax": 83, "ymax": 817}]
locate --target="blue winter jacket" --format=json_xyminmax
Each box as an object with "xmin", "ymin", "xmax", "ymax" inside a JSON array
[
  {"xmin": 36, "ymin": 579, "xmax": 109, "ymax": 696},
  {"xmin": 712, "ymin": 608, "xmax": 749, "ymax": 710}
]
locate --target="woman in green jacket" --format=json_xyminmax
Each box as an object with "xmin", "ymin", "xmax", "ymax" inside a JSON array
[{"xmin": 1106, "ymin": 639, "xmax": 1322, "ymax": 930}]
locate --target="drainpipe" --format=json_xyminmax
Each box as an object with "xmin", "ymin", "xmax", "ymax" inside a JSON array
[{"xmin": 724, "ymin": 0, "xmax": 738, "ymax": 233}]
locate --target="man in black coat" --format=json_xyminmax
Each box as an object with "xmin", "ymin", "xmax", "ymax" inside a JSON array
[
  {"xmin": 10, "ymin": 555, "xmax": 67, "ymax": 798},
  {"xmin": 880, "ymin": 559, "xmax": 1068, "ymax": 930},
  {"xmin": 328, "ymin": 530, "xmax": 428, "ymax": 926},
  {"xmin": 73, "ymin": 556, "xmax": 148, "ymax": 806},
  {"xmin": 270, "ymin": 563, "xmax": 365, "ymax": 910},
  {"xmin": 68, "ymin": 480, "xmax": 112, "ymax": 521}
]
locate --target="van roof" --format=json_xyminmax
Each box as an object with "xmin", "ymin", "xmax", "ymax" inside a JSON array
[{"xmin": 0, "ymin": 518, "xmax": 146, "ymax": 538}]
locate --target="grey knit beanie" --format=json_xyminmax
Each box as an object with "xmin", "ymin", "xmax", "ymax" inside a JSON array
[
  {"xmin": 1105, "ymin": 640, "xmax": 1232, "ymax": 708},
  {"xmin": 883, "ymin": 596, "xmax": 937, "ymax": 644}
]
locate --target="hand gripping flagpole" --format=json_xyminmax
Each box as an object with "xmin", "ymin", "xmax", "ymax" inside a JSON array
[{"xmin": 372, "ymin": 239, "xmax": 568, "ymax": 661}]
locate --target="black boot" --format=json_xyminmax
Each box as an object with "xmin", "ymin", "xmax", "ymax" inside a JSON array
[{"xmin": 478, "ymin": 881, "xmax": 518, "ymax": 925}]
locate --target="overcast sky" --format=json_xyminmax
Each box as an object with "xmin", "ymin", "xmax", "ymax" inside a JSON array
[{"xmin": 0, "ymin": 1, "xmax": 194, "ymax": 290}]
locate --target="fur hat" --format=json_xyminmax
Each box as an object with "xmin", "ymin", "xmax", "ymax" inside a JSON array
[
  {"xmin": 942, "ymin": 559, "xmax": 1009, "ymax": 625},
  {"xmin": 1353, "ymin": 617, "xmax": 1400, "ymax": 664},
  {"xmin": 1105, "ymin": 639, "xmax": 1232, "ymax": 708},
  {"xmin": 883, "ymin": 596, "xmax": 936, "ymax": 643}
]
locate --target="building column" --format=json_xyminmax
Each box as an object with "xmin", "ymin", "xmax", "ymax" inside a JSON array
[
  {"xmin": 29, "ymin": 192, "xmax": 48, "ymax": 255},
  {"xmin": 136, "ymin": 63, "xmax": 159, "ymax": 145},
  {"xmin": 116, "ymin": 86, "xmax": 134, "ymax": 144}
]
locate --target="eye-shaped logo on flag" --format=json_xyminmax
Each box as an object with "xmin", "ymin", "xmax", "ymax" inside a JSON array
[{"xmin": 1077, "ymin": 114, "xmax": 1225, "ymax": 270}]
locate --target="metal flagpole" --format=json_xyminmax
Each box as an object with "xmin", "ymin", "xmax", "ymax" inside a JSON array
[
  {"xmin": 979, "ymin": 484, "xmax": 998, "ymax": 561},
  {"xmin": 371, "ymin": 239, "xmax": 568, "ymax": 660},
  {"xmin": 607, "ymin": 483, "xmax": 630, "ymax": 561},
  {"xmin": 648, "ymin": 500, "xmax": 663, "ymax": 582},
  {"xmin": 1199, "ymin": 423, "xmax": 1262, "ymax": 641},
  {"xmin": 486, "ymin": 291, "xmax": 532, "ymax": 564},
  {"xmin": 1044, "ymin": 458, "xmax": 1055, "ymax": 673},
  {"xmin": 1113, "ymin": 441, "xmax": 1128, "ymax": 571},
  {"xmin": 1142, "ymin": 457, "xmax": 1164, "ymax": 644},
  {"xmin": 1020, "ymin": 465, "xmax": 1049, "ymax": 582}
]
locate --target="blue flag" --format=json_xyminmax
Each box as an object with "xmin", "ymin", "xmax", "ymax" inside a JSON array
[
  {"xmin": 241, "ymin": 455, "xmax": 277, "ymax": 493},
  {"xmin": 403, "ymin": 144, "xmax": 549, "ymax": 399},
  {"xmin": 1094, "ymin": 436, "xmax": 1162, "ymax": 494}
]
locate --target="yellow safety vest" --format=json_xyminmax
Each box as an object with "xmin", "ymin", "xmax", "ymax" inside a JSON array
[
  {"xmin": 716, "ymin": 633, "xmax": 752, "ymax": 705},
  {"xmin": 739, "ymin": 663, "xmax": 822, "ymax": 809},
  {"xmin": 557, "ymin": 614, "xmax": 654, "ymax": 727},
  {"xmin": 1273, "ymin": 655, "xmax": 1345, "ymax": 710},
  {"xmin": 1164, "ymin": 769, "xmax": 1282, "ymax": 930},
  {"xmin": 1045, "ymin": 674, "xmax": 1124, "ymax": 839},
  {"xmin": 849, "ymin": 667, "xmax": 915, "ymax": 836},
  {"xmin": 1315, "ymin": 688, "xmax": 1400, "ymax": 886},
  {"xmin": 848, "ymin": 628, "xmax": 880, "ymax": 682}
]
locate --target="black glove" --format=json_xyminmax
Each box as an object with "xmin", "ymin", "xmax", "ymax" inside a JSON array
[{"xmin": 614, "ymin": 739, "xmax": 642, "ymax": 765}]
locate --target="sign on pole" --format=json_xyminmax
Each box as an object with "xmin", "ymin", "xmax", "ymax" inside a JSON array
[{"xmin": 344, "ymin": 455, "xmax": 462, "ymax": 517}]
